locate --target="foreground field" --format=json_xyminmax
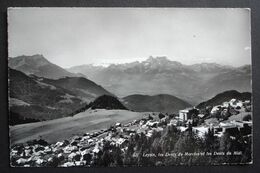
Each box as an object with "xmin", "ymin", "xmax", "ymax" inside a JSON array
[{"xmin": 10, "ymin": 109, "xmax": 147, "ymax": 146}]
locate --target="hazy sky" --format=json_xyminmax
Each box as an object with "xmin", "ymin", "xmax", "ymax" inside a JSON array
[{"xmin": 8, "ymin": 8, "xmax": 251, "ymax": 68}]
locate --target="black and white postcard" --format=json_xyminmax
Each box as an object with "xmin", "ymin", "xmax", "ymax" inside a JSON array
[{"xmin": 8, "ymin": 8, "xmax": 252, "ymax": 167}]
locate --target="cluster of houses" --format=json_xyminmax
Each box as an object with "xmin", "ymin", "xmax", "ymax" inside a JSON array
[
  {"xmin": 10, "ymin": 128, "xmax": 128, "ymax": 167},
  {"xmin": 210, "ymin": 99, "xmax": 250, "ymax": 114},
  {"xmin": 177, "ymin": 98, "xmax": 252, "ymax": 138},
  {"xmin": 10, "ymin": 117, "xmax": 165, "ymax": 167},
  {"xmin": 10, "ymin": 98, "xmax": 252, "ymax": 167}
]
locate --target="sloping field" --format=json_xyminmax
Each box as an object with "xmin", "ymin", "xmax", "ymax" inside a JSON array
[
  {"xmin": 10, "ymin": 109, "xmax": 146, "ymax": 146},
  {"xmin": 228, "ymin": 111, "xmax": 252, "ymax": 121}
]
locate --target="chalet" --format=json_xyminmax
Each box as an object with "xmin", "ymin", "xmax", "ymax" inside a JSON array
[
  {"xmin": 229, "ymin": 99, "xmax": 243, "ymax": 108},
  {"xmin": 35, "ymin": 159, "xmax": 44, "ymax": 165},
  {"xmin": 230, "ymin": 120, "xmax": 244, "ymax": 128},
  {"xmin": 219, "ymin": 122, "xmax": 237, "ymax": 132},
  {"xmin": 210, "ymin": 106, "xmax": 221, "ymax": 114},
  {"xmin": 75, "ymin": 161, "xmax": 86, "ymax": 166},
  {"xmin": 244, "ymin": 100, "xmax": 251, "ymax": 106},
  {"xmin": 212, "ymin": 120, "xmax": 252, "ymax": 137},
  {"xmin": 63, "ymin": 146, "xmax": 78, "ymax": 154},
  {"xmin": 179, "ymin": 108, "xmax": 199, "ymax": 121},
  {"xmin": 222, "ymin": 102, "xmax": 230, "ymax": 108},
  {"xmin": 145, "ymin": 120, "xmax": 159, "ymax": 127},
  {"xmin": 192, "ymin": 126, "xmax": 209, "ymax": 138},
  {"xmin": 146, "ymin": 130, "xmax": 153, "ymax": 138},
  {"xmin": 168, "ymin": 118, "xmax": 182, "ymax": 126},
  {"xmin": 124, "ymin": 128, "xmax": 136, "ymax": 134},
  {"xmin": 93, "ymin": 147, "xmax": 100, "ymax": 154},
  {"xmin": 115, "ymin": 122, "xmax": 122, "ymax": 127},
  {"xmin": 111, "ymin": 137, "xmax": 128, "ymax": 147},
  {"xmin": 155, "ymin": 127, "xmax": 164, "ymax": 132},
  {"xmin": 185, "ymin": 119, "xmax": 193, "ymax": 126},
  {"xmin": 62, "ymin": 162, "xmax": 75, "ymax": 167},
  {"xmin": 198, "ymin": 114, "xmax": 205, "ymax": 119},
  {"xmin": 177, "ymin": 126, "xmax": 188, "ymax": 132},
  {"xmin": 139, "ymin": 120, "xmax": 146, "ymax": 126},
  {"xmin": 242, "ymin": 120, "xmax": 252, "ymax": 127}
]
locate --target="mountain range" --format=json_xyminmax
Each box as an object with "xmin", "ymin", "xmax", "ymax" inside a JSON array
[
  {"xmin": 9, "ymin": 54, "xmax": 85, "ymax": 79},
  {"xmin": 9, "ymin": 68, "xmax": 112, "ymax": 125},
  {"xmin": 68, "ymin": 56, "xmax": 251, "ymax": 104},
  {"xmin": 9, "ymin": 68, "xmax": 83, "ymax": 123},
  {"xmin": 9, "ymin": 54, "xmax": 251, "ymax": 106}
]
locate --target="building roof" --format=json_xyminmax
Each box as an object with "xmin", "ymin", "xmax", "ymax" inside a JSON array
[
  {"xmin": 198, "ymin": 114, "xmax": 205, "ymax": 118},
  {"xmin": 177, "ymin": 126, "xmax": 188, "ymax": 132}
]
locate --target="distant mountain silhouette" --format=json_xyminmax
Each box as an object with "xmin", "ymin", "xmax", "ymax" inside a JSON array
[
  {"xmin": 68, "ymin": 56, "xmax": 251, "ymax": 105},
  {"xmin": 188, "ymin": 63, "xmax": 234, "ymax": 73},
  {"xmin": 122, "ymin": 94, "xmax": 191, "ymax": 113},
  {"xmin": 196, "ymin": 90, "xmax": 251, "ymax": 109},
  {"xmin": 88, "ymin": 95, "xmax": 128, "ymax": 110},
  {"xmin": 9, "ymin": 54, "xmax": 83, "ymax": 79},
  {"xmin": 198, "ymin": 65, "xmax": 251, "ymax": 100}
]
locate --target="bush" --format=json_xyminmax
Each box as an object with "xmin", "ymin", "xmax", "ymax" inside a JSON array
[
  {"xmin": 245, "ymin": 106, "xmax": 251, "ymax": 112},
  {"xmin": 27, "ymin": 139, "xmax": 49, "ymax": 146},
  {"xmin": 148, "ymin": 115, "xmax": 154, "ymax": 120},
  {"xmin": 168, "ymin": 114, "xmax": 175, "ymax": 119},
  {"xmin": 236, "ymin": 106, "xmax": 241, "ymax": 110},
  {"xmin": 243, "ymin": 114, "xmax": 252, "ymax": 121},
  {"xmin": 9, "ymin": 111, "xmax": 40, "ymax": 125},
  {"xmin": 158, "ymin": 113, "xmax": 165, "ymax": 119}
]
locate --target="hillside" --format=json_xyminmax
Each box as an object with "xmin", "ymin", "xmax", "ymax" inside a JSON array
[
  {"xmin": 9, "ymin": 68, "xmax": 86, "ymax": 124},
  {"xmin": 122, "ymin": 94, "xmax": 191, "ymax": 113},
  {"xmin": 9, "ymin": 54, "xmax": 82, "ymax": 79},
  {"xmin": 39, "ymin": 77, "xmax": 113, "ymax": 103},
  {"xmin": 196, "ymin": 90, "xmax": 252, "ymax": 109},
  {"xmin": 88, "ymin": 95, "xmax": 128, "ymax": 110},
  {"xmin": 10, "ymin": 109, "xmax": 145, "ymax": 145}
]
